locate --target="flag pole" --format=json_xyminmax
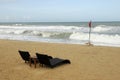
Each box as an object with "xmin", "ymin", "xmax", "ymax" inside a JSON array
[
  {"xmin": 89, "ymin": 25, "xmax": 91, "ymax": 44},
  {"xmin": 88, "ymin": 21, "xmax": 92, "ymax": 46}
]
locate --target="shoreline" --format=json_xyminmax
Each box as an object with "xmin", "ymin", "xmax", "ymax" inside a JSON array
[
  {"xmin": 0, "ymin": 39, "xmax": 120, "ymax": 48},
  {"xmin": 0, "ymin": 39, "xmax": 120, "ymax": 80}
]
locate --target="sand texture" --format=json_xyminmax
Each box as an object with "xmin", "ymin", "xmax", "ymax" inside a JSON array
[{"xmin": 0, "ymin": 40, "xmax": 120, "ymax": 80}]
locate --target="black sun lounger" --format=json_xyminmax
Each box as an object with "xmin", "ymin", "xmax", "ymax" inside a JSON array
[
  {"xmin": 36, "ymin": 53, "xmax": 71, "ymax": 68},
  {"xmin": 18, "ymin": 50, "xmax": 31, "ymax": 63},
  {"xmin": 18, "ymin": 50, "xmax": 36, "ymax": 63}
]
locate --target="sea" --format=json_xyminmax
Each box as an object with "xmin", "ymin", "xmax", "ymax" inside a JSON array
[{"xmin": 0, "ymin": 22, "xmax": 120, "ymax": 47}]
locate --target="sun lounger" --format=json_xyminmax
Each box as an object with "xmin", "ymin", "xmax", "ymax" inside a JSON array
[
  {"xmin": 18, "ymin": 50, "xmax": 31, "ymax": 63},
  {"xmin": 36, "ymin": 53, "xmax": 71, "ymax": 68}
]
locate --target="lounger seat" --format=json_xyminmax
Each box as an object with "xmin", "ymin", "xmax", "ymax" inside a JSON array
[{"xmin": 48, "ymin": 58, "xmax": 70, "ymax": 68}]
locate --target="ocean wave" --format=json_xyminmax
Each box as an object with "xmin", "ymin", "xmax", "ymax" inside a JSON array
[
  {"xmin": 0, "ymin": 26, "xmax": 72, "ymax": 38},
  {"xmin": 69, "ymin": 32, "xmax": 120, "ymax": 44},
  {"xmin": 0, "ymin": 24, "xmax": 120, "ymax": 33},
  {"xmin": 0, "ymin": 25, "xmax": 120, "ymax": 34},
  {"xmin": 92, "ymin": 25, "xmax": 120, "ymax": 34},
  {"xmin": 93, "ymin": 25, "xmax": 112, "ymax": 32},
  {"xmin": 0, "ymin": 25, "xmax": 120, "ymax": 47}
]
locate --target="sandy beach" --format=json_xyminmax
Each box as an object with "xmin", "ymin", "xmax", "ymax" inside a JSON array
[{"xmin": 0, "ymin": 39, "xmax": 120, "ymax": 80}]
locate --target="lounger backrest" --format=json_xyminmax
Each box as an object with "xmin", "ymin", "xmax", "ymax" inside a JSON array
[
  {"xmin": 36, "ymin": 53, "xmax": 50, "ymax": 65},
  {"xmin": 18, "ymin": 50, "xmax": 30, "ymax": 61},
  {"xmin": 36, "ymin": 53, "xmax": 45, "ymax": 64},
  {"xmin": 42, "ymin": 55, "xmax": 51, "ymax": 65}
]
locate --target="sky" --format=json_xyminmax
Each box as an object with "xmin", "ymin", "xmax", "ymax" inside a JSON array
[{"xmin": 0, "ymin": 0, "xmax": 120, "ymax": 22}]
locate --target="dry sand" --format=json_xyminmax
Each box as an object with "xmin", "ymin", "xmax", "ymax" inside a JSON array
[{"xmin": 0, "ymin": 39, "xmax": 120, "ymax": 80}]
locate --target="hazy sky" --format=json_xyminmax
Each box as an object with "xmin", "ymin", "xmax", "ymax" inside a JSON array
[{"xmin": 0, "ymin": 0, "xmax": 120, "ymax": 22}]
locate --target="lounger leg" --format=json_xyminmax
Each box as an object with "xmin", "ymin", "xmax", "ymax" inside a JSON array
[
  {"xmin": 29, "ymin": 58, "xmax": 32, "ymax": 67},
  {"xmin": 33, "ymin": 59, "xmax": 37, "ymax": 68}
]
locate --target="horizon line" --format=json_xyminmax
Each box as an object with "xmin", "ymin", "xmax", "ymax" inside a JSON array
[{"xmin": 0, "ymin": 21, "xmax": 120, "ymax": 23}]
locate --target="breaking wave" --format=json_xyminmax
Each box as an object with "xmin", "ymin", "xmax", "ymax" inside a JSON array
[
  {"xmin": 0, "ymin": 24, "xmax": 120, "ymax": 47},
  {"xmin": 69, "ymin": 32, "xmax": 120, "ymax": 44}
]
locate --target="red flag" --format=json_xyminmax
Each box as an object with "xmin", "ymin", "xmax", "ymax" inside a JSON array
[{"xmin": 89, "ymin": 21, "xmax": 92, "ymax": 28}]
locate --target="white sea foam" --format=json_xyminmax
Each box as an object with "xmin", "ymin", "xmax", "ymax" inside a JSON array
[
  {"xmin": 93, "ymin": 26, "xmax": 111, "ymax": 32},
  {"xmin": 69, "ymin": 32, "xmax": 120, "ymax": 44},
  {"xmin": 0, "ymin": 25, "xmax": 120, "ymax": 47},
  {"xmin": 92, "ymin": 25, "xmax": 120, "ymax": 34}
]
